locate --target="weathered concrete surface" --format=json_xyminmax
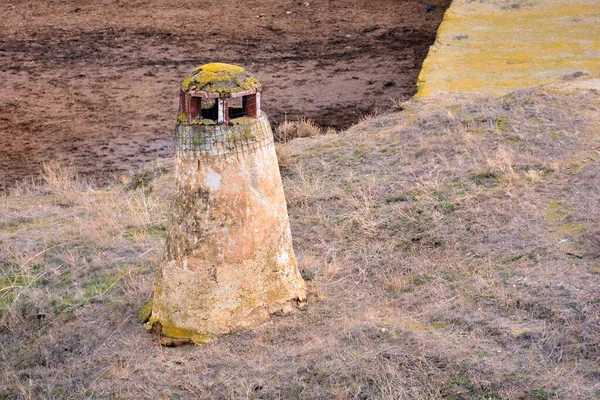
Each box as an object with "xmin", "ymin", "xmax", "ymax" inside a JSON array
[
  {"xmin": 417, "ymin": 0, "xmax": 600, "ymax": 97},
  {"xmin": 150, "ymin": 114, "xmax": 307, "ymax": 343}
]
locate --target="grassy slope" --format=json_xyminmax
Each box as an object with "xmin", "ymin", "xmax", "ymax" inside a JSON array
[{"xmin": 1, "ymin": 83, "xmax": 599, "ymax": 399}]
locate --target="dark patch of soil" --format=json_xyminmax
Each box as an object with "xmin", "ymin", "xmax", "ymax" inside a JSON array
[{"xmin": 0, "ymin": 0, "xmax": 450, "ymax": 189}]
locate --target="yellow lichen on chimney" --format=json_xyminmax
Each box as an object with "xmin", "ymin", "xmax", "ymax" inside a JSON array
[{"xmin": 182, "ymin": 63, "xmax": 261, "ymax": 95}]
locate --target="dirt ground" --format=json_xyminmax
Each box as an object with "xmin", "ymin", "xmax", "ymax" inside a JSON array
[{"xmin": 0, "ymin": 0, "xmax": 450, "ymax": 189}]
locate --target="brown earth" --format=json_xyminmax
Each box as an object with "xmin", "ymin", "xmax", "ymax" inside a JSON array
[{"xmin": 0, "ymin": 0, "xmax": 450, "ymax": 190}]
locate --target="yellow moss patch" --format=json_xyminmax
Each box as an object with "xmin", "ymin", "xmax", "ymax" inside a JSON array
[
  {"xmin": 181, "ymin": 77, "xmax": 193, "ymax": 91},
  {"xmin": 430, "ymin": 320, "xmax": 447, "ymax": 329},
  {"xmin": 161, "ymin": 325, "xmax": 211, "ymax": 345},
  {"xmin": 182, "ymin": 63, "xmax": 261, "ymax": 96},
  {"xmin": 403, "ymin": 318, "xmax": 430, "ymax": 332},
  {"xmin": 558, "ymin": 223, "xmax": 586, "ymax": 236},
  {"xmin": 147, "ymin": 314, "xmax": 211, "ymax": 345},
  {"xmin": 545, "ymin": 199, "xmax": 563, "ymax": 221},
  {"xmin": 138, "ymin": 297, "xmax": 153, "ymax": 323}
]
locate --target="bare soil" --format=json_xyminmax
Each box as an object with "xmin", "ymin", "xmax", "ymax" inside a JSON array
[{"xmin": 0, "ymin": 0, "xmax": 450, "ymax": 190}]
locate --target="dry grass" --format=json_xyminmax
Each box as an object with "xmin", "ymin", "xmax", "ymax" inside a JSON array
[
  {"xmin": 6, "ymin": 160, "xmax": 93, "ymax": 197},
  {"xmin": 274, "ymin": 117, "xmax": 330, "ymax": 142},
  {"xmin": 0, "ymin": 161, "xmax": 170, "ymax": 398},
  {"xmin": 1, "ymin": 85, "xmax": 600, "ymax": 399}
]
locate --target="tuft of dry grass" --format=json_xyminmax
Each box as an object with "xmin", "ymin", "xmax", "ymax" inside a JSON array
[
  {"xmin": 274, "ymin": 117, "xmax": 328, "ymax": 142},
  {"xmin": 39, "ymin": 160, "xmax": 91, "ymax": 194},
  {"xmin": 6, "ymin": 160, "xmax": 92, "ymax": 197},
  {"xmin": 1, "ymin": 85, "xmax": 600, "ymax": 399}
]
